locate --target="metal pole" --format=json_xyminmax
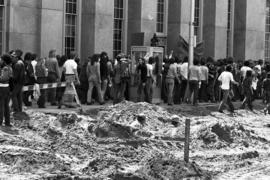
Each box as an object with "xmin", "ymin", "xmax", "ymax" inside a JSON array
[
  {"xmin": 188, "ymin": 0, "xmax": 195, "ymax": 67},
  {"xmin": 184, "ymin": 119, "xmax": 191, "ymax": 163},
  {"xmin": 184, "ymin": 0, "xmax": 195, "ymax": 103}
]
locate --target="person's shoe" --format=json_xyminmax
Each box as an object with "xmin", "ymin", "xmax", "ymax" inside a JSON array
[
  {"xmin": 51, "ymin": 102, "xmax": 57, "ymax": 106},
  {"xmin": 218, "ymin": 109, "xmax": 223, "ymax": 113},
  {"xmin": 38, "ymin": 106, "xmax": 46, "ymax": 108},
  {"xmin": 87, "ymin": 102, "xmax": 94, "ymax": 105},
  {"xmin": 264, "ymin": 108, "xmax": 268, "ymax": 115},
  {"xmin": 5, "ymin": 124, "xmax": 12, "ymax": 127},
  {"xmin": 99, "ymin": 102, "xmax": 105, "ymax": 105},
  {"xmin": 58, "ymin": 105, "xmax": 62, "ymax": 109}
]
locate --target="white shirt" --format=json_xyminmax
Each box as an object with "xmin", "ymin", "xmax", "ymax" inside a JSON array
[
  {"xmin": 240, "ymin": 66, "xmax": 252, "ymax": 78},
  {"xmin": 31, "ymin": 60, "xmax": 37, "ymax": 79},
  {"xmin": 255, "ymin": 65, "xmax": 262, "ymax": 75},
  {"xmin": 200, "ymin": 65, "xmax": 209, "ymax": 81},
  {"xmin": 180, "ymin": 62, "xmax": 188, "ymax": 80},
  {"xmin": 146, "ymin": 64, "xmax": 153, "ymax": 77},
  {"xmin": 218, "ymin": 71, "xmax": 234, "ymax": 90},
  {"xmin": 63, "ymin": 59, "xmax": 77, "ymax": 75}
]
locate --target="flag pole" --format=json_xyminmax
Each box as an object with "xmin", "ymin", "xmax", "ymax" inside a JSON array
[
  {"xmin": 184, "ymin": 0, "xmax": 195, "ymax": 103},
  {"xmin": 188, "ymin": 0, "xmax": 195, "ymax": 67}
]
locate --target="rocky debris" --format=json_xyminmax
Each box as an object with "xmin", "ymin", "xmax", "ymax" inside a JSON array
[
  {"xmin": 135, "ymin": 152, "xmax": 211, "ymax": 180},
  {"xmin": 92, "ymin": 101, "xmax": 185, "ymax": 140},
  {"xmin": 193, "ymin": 120, "xmax": 269, "ymax": 149},
  {"xmin": 0, "ymin": 102, "xmax": 269, "ymax": 179}
]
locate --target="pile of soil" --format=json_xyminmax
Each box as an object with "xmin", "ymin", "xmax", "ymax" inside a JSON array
[
  {"xmin": 93, "ymin": 101, "xmax": 185, "ymax": 140},
  {"xmin": 193, "ymin": 120, "xmax": 267, "ymax": 149}
]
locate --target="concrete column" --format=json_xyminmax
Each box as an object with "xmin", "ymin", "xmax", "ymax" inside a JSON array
[
  {"xmin": 203, "ymin": 0, "xmax": 228, "ymax": 59},
  {"xmin": 234, "ymin": 0, "xmax": 265, "ymax": 61},
  {"xmin": 167, "ymin": 0, "xmax": 191, "ymax": 58},
  {"xmin": 94, "ymin": 0, "xmax": 114, "ymax": 58},
  {"xmin": 81, "ymin": 0, "xmax": 96, "ymax": 61},
  {"xmin": 140, "ymin": 0, "xmax": 157, "ymax": 46},
  {"xmin": 7, "ymin": 0, "xmax": 42, "ymax": 55},
  {"xmin": 40, "ymin": 0, "xmax": 64, "ymax": 57},
  {"xmin": 127, "ymin": 0, "xmax": 142, "ymax": 52}
]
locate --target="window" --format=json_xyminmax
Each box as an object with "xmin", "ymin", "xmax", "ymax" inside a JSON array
[
  {"xmin": 157, "ymin": 0, "xmax": 165, "ymax": 33},
  {"xmin": 194, "ymin": 0, "xmax": 200, "ymax": 39},
  {"xmin": 265, "ymin": 0, "xmax": 270, "ymax": 62},
  {"xmin": 65, "ymin": 0, "xmax": 77, "ymax": 56},
  {"xmin": 113, "ymin": 0, "xmax": 124, "ymax": 58},
  {"xmin": 0, "ymin": 0, "xmax": 4, "ymax": 55},
  {"xmin": 227, "ymin": 0, "xmax": 234, "ymax": 57}
]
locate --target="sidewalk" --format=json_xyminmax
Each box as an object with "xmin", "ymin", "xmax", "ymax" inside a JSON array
[{"xmin": 26, "ymin": 100, "xmax": 266, "ymax": 116}]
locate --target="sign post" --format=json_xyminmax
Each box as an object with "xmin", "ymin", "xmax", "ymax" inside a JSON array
[{"xmin": 184, "ymin": 119, "xmax": 191, "ymax": 163}]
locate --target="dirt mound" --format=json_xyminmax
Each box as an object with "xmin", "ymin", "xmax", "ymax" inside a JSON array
[
  {"xmin": 114, "ymin": 151, "xmax": 211, "ymax": 180},
  {"xmin": 92, "ymin": 101, "xmax": 185, "ymax": 140},
  {"xmin": 193, "ymin": 120, "xmax": 268, "ymax": 149}
]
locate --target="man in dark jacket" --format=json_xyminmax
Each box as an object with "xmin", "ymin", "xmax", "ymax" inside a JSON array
[
  {"xmin": 11, "ymin": 49, "xmax": 25, "ymax": 113},
  {"xmin": 0, "ymin": 54, "xmax": 13, "ymax": 126}
]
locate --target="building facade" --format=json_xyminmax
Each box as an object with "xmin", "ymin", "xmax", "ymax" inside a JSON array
[{"xmin": 0, "ymin": 0, "xmax": 268, "ymax": 61}]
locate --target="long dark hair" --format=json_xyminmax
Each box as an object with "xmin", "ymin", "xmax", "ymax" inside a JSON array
[{"xmin": 91, "ymin": 54, "xmax": 100, "ymax": 65}]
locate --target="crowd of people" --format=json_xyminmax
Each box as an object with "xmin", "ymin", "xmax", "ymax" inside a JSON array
[{"xmin": 1, "ymin": 49, "xmax": 270, "ymax": 126}]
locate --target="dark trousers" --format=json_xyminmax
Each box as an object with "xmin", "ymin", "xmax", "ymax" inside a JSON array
[
  {"xmin": 12, "ymin": 84, "xmax": 23, "ymax": 112},
  {"xmin": 113, "ymin": 83, "xmax": 122, "ymax": 104},
  {"xmin": 180, "ymin": 80, "xmax": 188, "ymax": 102},
  {"xmin": 199, "ymin": 80, "xmax": 208, "ymax": 102},
  {"xmin": 47, "ymin": 72, "xmax": 58, "ymax": 105},
  {"xmin": 174, "ymin": 78, "xmax": 181, "ymax": 104},
  {"xmin": 0, "ymin": 87, "xmax": 10, "ymax": 125},
  {"xmin": 166, "ymin": 78, "xmax": 175, "ymax": 105},
  {"xmin": 37, "ymin": 77, "xmax": 47, "ymax": 108},
  {"xmin": 137, "ymin": 78, "xmax": 153, "ymax": 103},
  {"xmin": 121, "ymin": 77, "xmax": 130, "ymax": 101},
  {"xmin": 218, "ymin": 89, "xmax": 235, "ymax": 112},
  {"xmin": 161, "ymin": 76, "xmax": 168, "ymax": 103},
  {"xmin": 207, "ymin": 80, "xmax": 215, "ymax": 102},
  {"xmin": 77, "ymin": 81, "xmax": 88, "ymax": 104},
  {"xmin": 189, "ymin": 80, "xmax": 199, "ymax": 105},
  {"xmin": 241, "ymin": 90, "xmax": 253, "ymax": 110},
  {"xmin": 23, "ymin": 90, "xmax": 33, "ymax": 106},
  {"xmin": 145, "ymin": 78, "xmax": 153, "ymax": 103}
]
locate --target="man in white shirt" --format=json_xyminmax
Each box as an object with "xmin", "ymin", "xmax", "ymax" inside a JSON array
[
  {"xmin": 255, "ymin": 59, "xmax": 263, "ymax": 75},
  {"xmin": 145, "ymin": 57, "xmax": 155, "ymax": 103},
  {"xmin": 180, "ymin": 57, "xmax": 189, "ymax": 102},
  {"xmin": 218, "ymin": 65, "xmax": 239, "ymax": 113},
  {"xmin": 199, "ymin": 60, "xmax": 209, "ymax": 102},
  {"xmin": 240, "ymin": 61, "xmax": 252, "ymax": 80}
]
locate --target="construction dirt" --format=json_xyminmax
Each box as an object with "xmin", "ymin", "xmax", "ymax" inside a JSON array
[{"xmin": 0, "ymin": 101, "xmax": 269, "ymax": 179}]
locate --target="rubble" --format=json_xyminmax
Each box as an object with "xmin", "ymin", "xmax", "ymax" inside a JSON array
[{"xmin": 0, "ymin": 102, "xmax": 269, "ymax": 179}]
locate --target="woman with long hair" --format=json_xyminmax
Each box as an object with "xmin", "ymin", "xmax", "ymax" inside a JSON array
[{"xmin": 86, "ymin": 54, "xmax": 104, "ymax": 105}]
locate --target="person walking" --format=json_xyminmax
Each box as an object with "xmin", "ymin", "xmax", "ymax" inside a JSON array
[
  {"xmin": 35, "ymin": 58, "xmax": 48, "ymax": 108},
  {"xmin": 180, "ymin": 57, "xmax": 189, "ymax": 103},
  {"xmin": 86, "ymin": 54, "xmax": 104, "ymax": 105},
  {"xmin": 263, "ymin": 73, "xmax": 270, "ymax": 114},
  {"xmin": 189, "ymin": 58, "xmax": 201, "ymax": 106},
  {"xmin": 240, "ymin": 70, "xmax": 253, "ymax": 111},
  {"xmin": 45, "ymin": 50, "xmax": 60, "ymax": 106},
  {"xmin": 0, "ymin": 54, "xmax": 13, "ymax": 127},
  {"xmin": 145, "ymin": 57, "xmax": 155, "ymax": 103},
  {"xmin": 136, "ymin": 58, "xmax": 147, "ymax": 102},
  {"xmin": 199, "ymin": 59, "xmax": 209, "ymax": 102},
  {"xmin": 166, "ymin": 57, "xmax": 181, "ymax": 106},
  {"xmin": 11, "ymin": 49, "xmax": 25, "ymax": 113},
  {"xmin": 218, "ymin": 65, "xmax": 239, "ymax": 113},
  {"xmin": 100, "ymin": 52, "xmax": 109, "ymax": 100},
  {"xmin": 23, "ymin": 52, "xmax": 36, "ymax": 106},
  {"xmin": 60, "ymin": 51, "xmax": 80, "ymax": 108}
]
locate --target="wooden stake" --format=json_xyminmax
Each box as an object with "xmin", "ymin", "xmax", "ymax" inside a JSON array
[{"xmin": 184, "ymin": 118, "xmax": 191, "ymax": 163}]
